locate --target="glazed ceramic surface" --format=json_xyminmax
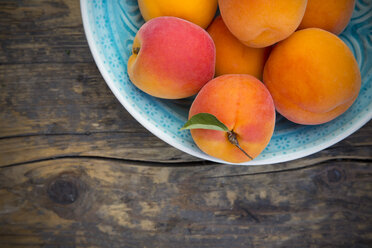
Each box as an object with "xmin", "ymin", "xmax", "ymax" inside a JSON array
[{"xmin": 81, "ymin": 0, "xmax": 372, "ymax": 165}]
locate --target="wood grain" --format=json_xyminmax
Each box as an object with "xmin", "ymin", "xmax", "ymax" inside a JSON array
[
  {"xmin": 0, "ymin": 158, "xmax": 371, "ymax": 247},
  {"xmin": 0, "ymin": 0, "xmax": 371, "ymax": 247}
]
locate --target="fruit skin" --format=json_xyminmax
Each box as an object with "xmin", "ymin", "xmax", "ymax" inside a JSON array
[
  {"xmin": 138, "ymin": 0, "xmax": 218, "ymax": 29},
  {"xmin": 207, "ymin": 16, "xmax": 271, "ymax": 80},
  {"xmin": 298, "ymin": 0, "xmax": 355, "ymax": 35},
  {"xmin": 127, "ymin": 17, "xmax": 216, "ymax": 99},
  {"xmin": 263, "ymin": 28, "xmax": 361, "ymax": 125},
  {"xmin": 189, "ymin": 74, "xmax": 276, "ymax": 163},
  {"xmin": 218, "ymin": 0, "xmax": 308, "ymax": 48}
]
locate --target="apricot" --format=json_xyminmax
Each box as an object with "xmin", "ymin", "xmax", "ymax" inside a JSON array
[
  {"xmin": 298, "ymin": 0, "xmax": 355, "ymax": 35},
  {"xmin": 263, "ymin": 28, "xmax": 361, "ymax": 125},
  {"xmin": 138, "ymin": 0, "xmax": 218, "ymax": 29},
  {"xmin": 189, "ymin": 74, "xmax": 275, "ymax": 163},
  {"xmin": 218, "ymin": 0, "xmax": 308, "ymax": 48},
  {"xmin": 207, "ymin": 16, "xmax": 271, "ymax": 80},
  {"xmin": 127, "ymin": 17, "xmax": 216, "ymax": 99}
]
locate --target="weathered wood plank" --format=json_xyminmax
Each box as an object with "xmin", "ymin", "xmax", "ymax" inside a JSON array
[
  {"xmin": 0, "ymin": 159, "xmax": 371, "ymax": 247},
  {"xmin": 0, "ymin": 0, "xmax": 91, "ymax": 64},
  {"xmin": 0, "ymin": 132, "xmax": 203, "ymax": 165},
  {"xmin": 0, "ymin": 63, "xmax": 200, "ymax": 163},
  {"xmin": 0, "ymin": 63, "xmax": 127, "ymax": 136}
]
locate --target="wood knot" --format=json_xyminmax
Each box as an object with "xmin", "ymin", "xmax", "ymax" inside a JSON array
[
  {"xmin": 47, "ymin": 179, "xmax": 78, "ymax": 204},
  {"xmin": 327, "ymin": 168, "xmax": 342, "ymax": 183}
]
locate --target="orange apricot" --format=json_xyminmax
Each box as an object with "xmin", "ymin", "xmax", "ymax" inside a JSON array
[
  {"xmin": 263, "ymin": 28, "xmax": 361, "ymax": 125},
  {"xmin": 207, "ymin": 16, "xmax": 271, "ymax": 80},
  {"xmin": 218, "ymin": 0, "xmax": 308, "ymax": 48},
  {"xmin": 298, "ymin": 0, "xmax": 356, "ymax": 35},
  {"xmin": 138, "ymin": 0, "xmax": 218, "ymax": 29},
  {"xmin": 189, "ymin": 74, "xmax": 275, "ymax": 163}
]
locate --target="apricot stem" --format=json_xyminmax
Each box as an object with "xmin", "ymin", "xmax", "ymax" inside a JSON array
[
  {"xmin": 228, "ymin": 131, "xmax": 253, "ymax": 160},
  {"xmin": 133, "ymin": 47, "xmax": 140, "ymax": 55}
]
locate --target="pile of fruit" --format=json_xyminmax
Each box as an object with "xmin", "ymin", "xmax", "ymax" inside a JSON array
[{"xmin": 127, "ymin": 0, "xmax": 361, "ymax": 163}]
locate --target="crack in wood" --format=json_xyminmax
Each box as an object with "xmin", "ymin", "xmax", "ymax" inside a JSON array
[
  {"xmin": 0, "ymin": 130, "xmax": 141, "ymax": 140},
  {"xmin": 0, "ymin": 155, "xmax": 214, "ymax": 169},
  {"xmin": 1, "ymin": 155, "xmax": 370, "ymax": 176}
]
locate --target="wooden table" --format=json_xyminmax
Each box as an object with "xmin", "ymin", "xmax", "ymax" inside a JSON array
[{"xmin": 1, "ymin": 1, "xmax": 371, "ymax": 247}]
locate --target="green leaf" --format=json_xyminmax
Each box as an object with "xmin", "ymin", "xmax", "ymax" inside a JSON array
[{"xmin": 180, "ymin": 113, "xmax": 230, "ymax": 132}]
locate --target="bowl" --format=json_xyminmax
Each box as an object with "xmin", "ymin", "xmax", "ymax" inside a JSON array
[{"xmin": 81, "ymin": 0, "xmax": 372, "ymax": 165}]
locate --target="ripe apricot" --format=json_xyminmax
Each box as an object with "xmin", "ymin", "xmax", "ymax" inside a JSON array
[
  {"xmin": 189, "ymin": 74, "xmax": 275, "ymax": 163},
  {"xmin": 218, "ymin": 0, "xmax": 308, "ymax": 48},
  {"xmin": 138, "ymin": 0, "xmax": 218, "ymax": 29},
  {"xmin": 263, "ymin": 28, "xmax": 361, "ymax": 125},
  {"xmin": 298, "ymin": 0, "xmax": 355, "ymax": 35},
  {"xmin": 127, "ymin": 17, "xmax": 215, "ymax": 99},
  {"xmin": 207, "ymin": 16, "xmax": 271, "ymax": 80}
]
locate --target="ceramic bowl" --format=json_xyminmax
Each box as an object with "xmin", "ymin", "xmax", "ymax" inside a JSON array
[{"xmin": 81, "ymin": 0, "xmax": 372, "ymax": 165}]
